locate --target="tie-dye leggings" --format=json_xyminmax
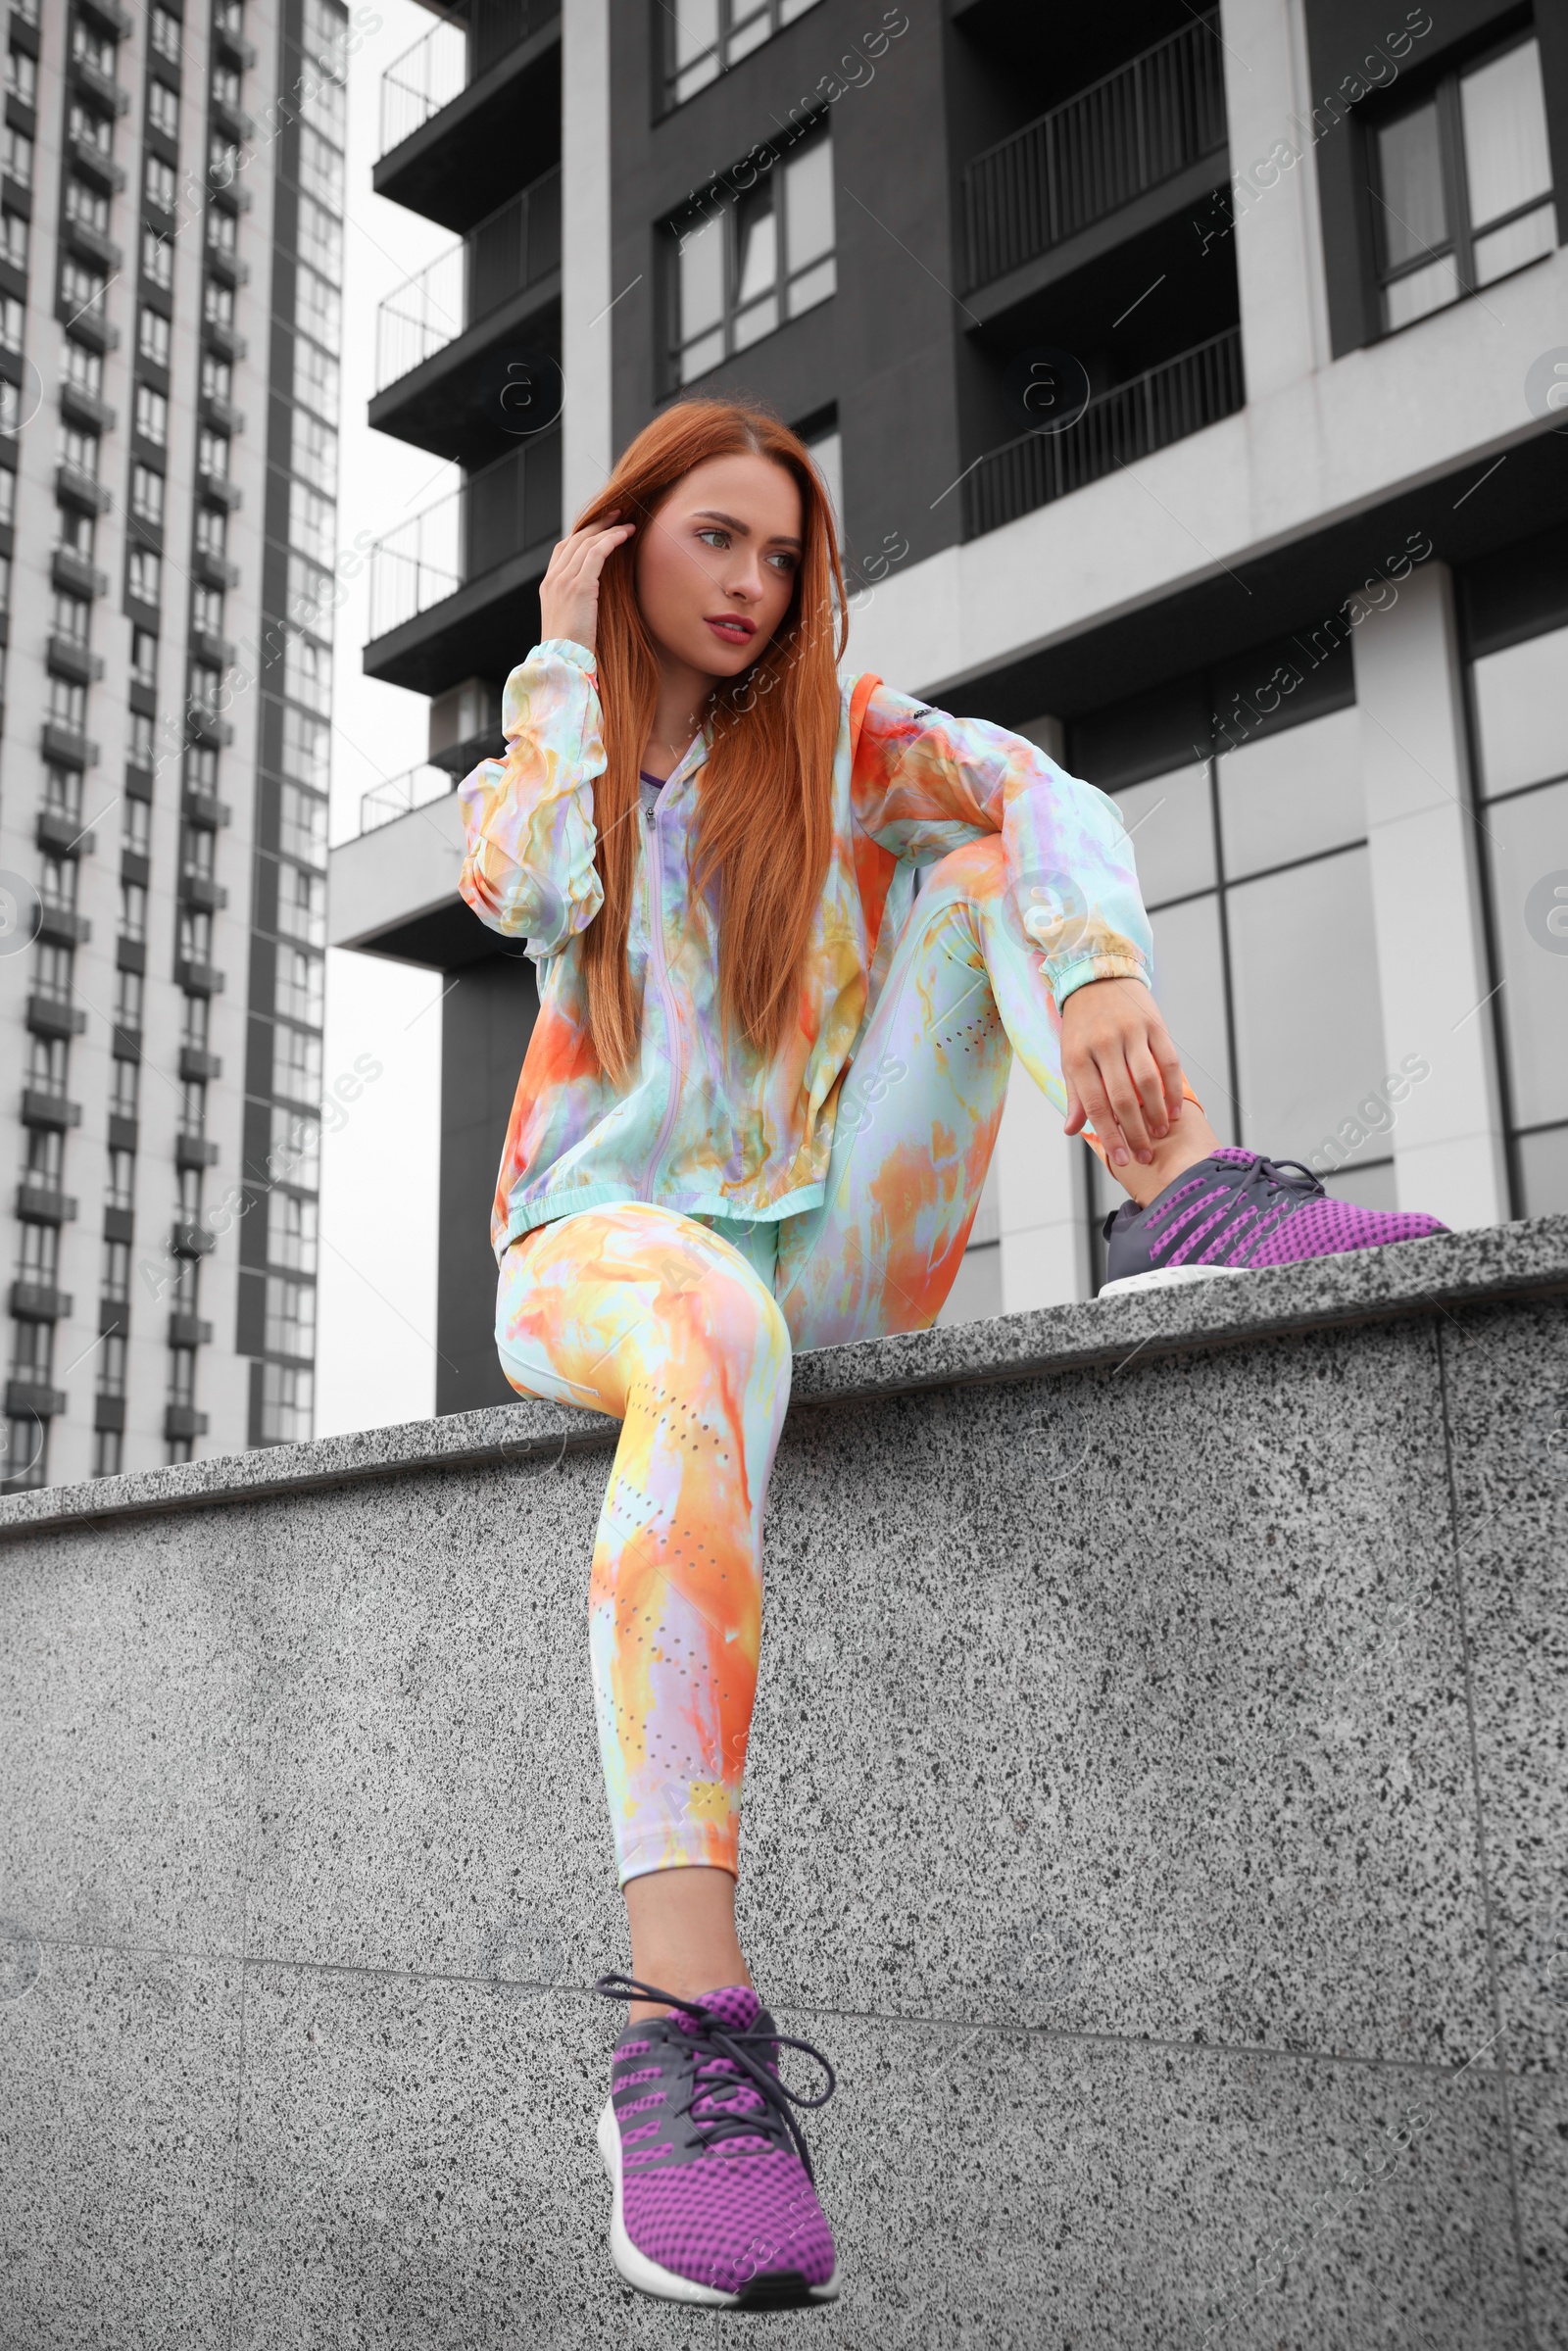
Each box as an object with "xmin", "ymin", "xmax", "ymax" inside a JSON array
[{"xmin": 497, "ymin": 834, "xmax": 1150, "ymax": 1885}]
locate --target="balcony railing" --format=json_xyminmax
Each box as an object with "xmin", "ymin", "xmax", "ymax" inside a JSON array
[
  {"xmin": 368, "ymin": 429, "xmax": 562, "ymax": 639},
  {"xmin": 374, "ymin": 169, "xmax": 562, "ymax": 395},
  {"xmin": 361, "ymin": 763, "xmax": 456, "ymax": 835},
  {"xmin": 961, "ymin": 13, "xmax": 1227, "ymax": 289},
  {"xmin": 962, "ymin": 327, "xmax": 1244, "ymax": 539},
  {"xmin": 377, "ymin": 0, "xmax": 559, "ymax": 157}
]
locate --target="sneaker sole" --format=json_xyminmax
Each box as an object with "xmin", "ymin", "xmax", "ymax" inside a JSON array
[
  {"xmin": 1099, "ymin": 1264, "xmax": 1252, "ymax": 1299},
  {"xmin": 597, "ymin": 2098, "xmax": 841, "ymax": 2310}
]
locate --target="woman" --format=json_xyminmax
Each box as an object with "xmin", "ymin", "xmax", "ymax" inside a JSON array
[{"xmin": 458, "ymin": 399, "xmax": 1445, "ymax": 2310}]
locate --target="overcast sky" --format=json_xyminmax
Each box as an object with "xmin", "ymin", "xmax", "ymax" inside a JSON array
[{"xmin": 315, "ymin": 0, "xmax": 460, "ymax": 1438}]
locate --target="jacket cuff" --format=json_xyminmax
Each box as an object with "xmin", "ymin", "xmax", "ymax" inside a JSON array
[
  {"xmin": 537, "ymin": 637, "xmax": 597, "ymax": 672},
  {"xmin": 1049, "ymin": 956, "xmax": 1152, "ymax": 1006}
]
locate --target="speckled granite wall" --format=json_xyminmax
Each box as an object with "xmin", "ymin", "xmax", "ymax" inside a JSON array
[{"xmin": 1, "ymin": 1220, "xmax": 1564, "ymax": 2350}]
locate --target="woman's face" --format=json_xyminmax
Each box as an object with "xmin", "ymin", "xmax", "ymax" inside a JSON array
[{"xmin": 635, "ymin": 452, "xmax": 804, "ymax": 680}]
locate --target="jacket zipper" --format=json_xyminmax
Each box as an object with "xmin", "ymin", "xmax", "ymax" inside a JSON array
[{"xmin": 639, "ymin": 793, "xmax": 685, "ymax": 1201}]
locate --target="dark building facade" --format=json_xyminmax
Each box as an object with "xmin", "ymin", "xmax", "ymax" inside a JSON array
[{"xmin": 334, "ymin": 0, "xmax": 1568, "ymax": 1408}]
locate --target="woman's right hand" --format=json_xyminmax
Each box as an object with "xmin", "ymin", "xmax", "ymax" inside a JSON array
[{"xmin": 538, "ymin": 512, "xmax": 636, "ymax": 654}]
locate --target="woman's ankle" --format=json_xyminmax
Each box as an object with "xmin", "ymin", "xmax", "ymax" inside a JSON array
[
  {"xmin": 622, "ymin": 1863, "xmax": 751, "ymax": 2021},
  {"xmin": 1114, "ymin": 1117, "xmax": 1220, "ymax": 1209}
]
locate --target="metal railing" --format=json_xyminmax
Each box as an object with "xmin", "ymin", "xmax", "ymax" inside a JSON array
[
  {"xmin": 368, "ymin": 428, "xmax": 563, "ymax": 640},
  {"xmin": 377, "ymin": 0, "xmax": 560, "ymax": 156},
  {"xmin": 961, "ymin": 14, "xmax": 1227, "ymax": 289},
  {"xmin": 374, "ymin": 168, "xmax": 562, "ymax": 395},
  {"xmin": 379, "ymin": 16, "xmax": 466, "ymax": 155},
  {"xmin": 360, "ymin": 763, "xmax": 455, "ymax": 835},
  {"xmin": 962, "ymin": 328, "xmax": 1244, "ymax": 539}
]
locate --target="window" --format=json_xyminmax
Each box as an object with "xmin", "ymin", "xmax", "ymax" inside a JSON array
[
  {"xmin": 62, "ymin": 337, "xmax": 103, "ymax": 398},
  {"xmin": 1469, "ymin": 616, "xmax": 1568, "ymax": 1215},
  {"xmin": 72, "ymin": 23, "xmax": 117, "ymax": 76},
  {"xmin": 98, "ymin": 1332, "xmax": 127, "ymax": 1400},
  {"xmin": 128, "ymin": 547, "xmax": 162, "ymax": 605},
  {"xmin": 295, "ymin": 263, "xmax": 341, "ymax": 353},
  {"xmin": 265, "ymin": 1274, "xmax": 316, "ymax": 1359},
  {"xmin": 283, "ymin": 633, "xmax": 331, "ymax": 712},
  {"xmin": 296, "ymin": 196, "xmax": 342, "ymax": 282},
  {"xmin": 201, "ymin": 352, "xmax": 232, "ymax": 406},
  {"xmin": 180, "ymin": 1078, "xmax": 206, "ymax": 1136},
  {"xmin": 0, "ymin": 208, "xmax": 27, "ymax": 269},
  {"xmin": 138, "ymin": 307, "xmax": 172, "ymax": 367},
  {"xmin": 292, "ymin": 334, "xmax": 338, "ymax": 420},
  {"xmin": 44, "ymin": 766, "xmax": 82, "ymax": 821},
  {"xmin": 298, "ymin": 124, "xmax": 344, "ymax": 209},
  {"xmin": 12, "ymin": 1317, "xmax": 57, "ymax": 1387},
  {"xmin": 93, "ymin": 1430, "xmax": 123, "ymax": 1478},
  {"xmin": 181, "ymin": 994, "xmax": 211, "ymax": 1053},
  {"xmin": 0, "ymin": 467, "xmax": 14, "ymax": 526},
  {"xmin": 186, "ymin": 744, "xmax": 220, "ymax": 797},
  {"xmin": 303, "ymin": 0, "xmax": 350, "ymax": 79},
  {"xmin": 288, "ymin": 481, "xmax": 335, "ymax": 564},
  {"xmin": 151, "ymin": 6, "xmax": 181, "ymax": 64},
  {"xmin": 169, "ymin": 1345, "xmax": 198, "ymax": 1405},
  {"xmin": 119, "ymin": 881, "xmax": 147, "ymax": 944},
  {"xmin": 147, "ymin": 79, "xmax": 179, "ymax": 140},
  {"xmin": 111, "ymin": 1056, "xmax": 140, "ymax": 1120},
  {"xmin": 195, "ymin": 505, "xmax": 227, "ymax": 559},
  {"xmin": 203, "ymin": 278, "xmax": 235, "ymax": 330},
  {"xmin": 175, "ymin": 1165, "xmax": 203, "ymax": 1227},
  {"xmin": 61, "ymin": 260, "xmax": 109, "ymax": 325},
  {"xmin": 6, "ymin": 47, "xmax": 37, "ymax": 107},
  {"xmin": 276, "ymin": 946, "xmax": 324, "ymax": 1026},
  {"xmin": 197, "ymin": 426, "xmax": 229, "ymax": 479},
  {"xmin": 178, "ymin": 906, "xmax": 214, "ymax": 966},
  {"xmin": 3, "ymin": 124, "xmax": 32, "ymax": 187},
  {"xmin": 107, "ymin": 1146, "xmax": 134, "ymax": 1210},
  {"xmin": 135, "ymin": 384, "xmax": 169, "ymax": 444},
  {"xmin": 68, "ymin": 102, "xmax": 113, "ymax": 158},
  {"xmin": 34, "ymin": 941, "xmax": 75, "ymax": 1002},
  {"xmin": 52, "ymin": 590, "xmax": 90, "ymax": 646},
  {"xmin": 206, "ymin": 206, "xmax": 237, "ymax": 262},
  {"xmin": 192, "ymin": 582, "xmax": 224, "ymax": 637},
  {"xmin": 123, "ymin": 796, "xmax": 151, "ymax": 855},
  {"xmin": 142, "ymin": 229, "xmax": 174, "ymax": 291},
  {"xmin": 47, "ymin": 675, "xmax": 88, "ymax": 733},
  {"xmin": 276, "ymin": 863, "xmax": 326, "ymax": 947},
  {"xmin": 301, "ymin": 73, "xmax": 346, "ymax": 145},
  {"xmin": 273, "ymin": 1022, "xmax": 322, "ymax": 1103},
  {"xmin": 39, "ymin": 856, "xmax": 76, "ymax": 911},
  {"xmin": 280, "ymin": 782, "xmax": 328, "ymax": 866},
  {"xmin": 212, "ymin": 63, "xmax": 243, "ymax": 111},
  {"xmin": 128, "ymin": 710, "xmax": 155, "ymax": 767},
  {"xmin": 181, "ymin": 821, "xmax": 215, "ymax": 881},
  {"xmin": 292, "ymin": 412, "xmax": 337, "ymax": 495},
  {"xmin": 102, "ymin": 1237, "xmax": 131, "ymax": 1303},
  {"xmin": 663, "ymin": 0, "xmax": 821, "ymax": 106},
  {"xmin": 18, "ymin": 1222, "xmax": 60, "ymax": 1284},
  {"xmin": 22, "ymin": 1126, "xmax": 64, "ymax": 1198},
  {"xmin": 0, "ymin": 550, "xmax": 9, "ymax": 609},
  {"xmin": 145, "ymin": 154, "xmax": 177, "ymax": 213},
  {"xmin": 115, "ymin": 965, "xmax": 145, "ymax": 1033},
  {"xmin": 131, "ymin": 627, "xmax": 158, "ymax": 685},
  {"xmin": 1077, "ymin": 689, "xmax": 1395, "ymax": 1278},
  {"xmin": 0, "ymin": 293, "xmax": 22, "ymax": 351},
  {"xmin": 131, "ymin": 464, "xmax": 165, "ymax": 525},
  {"xmin": 60, "ymin": 421, "xmax": 100, "ymax": 478},
  {"xmin": 1373, "ymin": 36, "xmax": 1557, "ymax": 332},
  {"xmin": 270, "ymin": 1190, "xmax": 318, "ymax": 1274},
  {"xmin": 671, "ymin": 126, "xmax": 836, "ymax": 383},
  {"xmin": 261, "ymin": 1360, "xmax": 313, "ymax": 1444}
]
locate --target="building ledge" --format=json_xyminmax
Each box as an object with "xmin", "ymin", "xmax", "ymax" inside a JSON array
[
  {"xmin": 372, "ymin": 15, "xmax": 561, "ymax": 233},
  {"xmin": 3, "ymin": 1217, "xmax": 1562, "ymax": 1537},
  {"xmin": 362, "ymin": 531, "xmax": 555, "ymax": 697}
]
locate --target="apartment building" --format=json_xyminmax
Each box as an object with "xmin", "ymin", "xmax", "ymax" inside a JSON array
[
  {"xmin": 0, "ymin": 0, "xmax": 346, "ymax": 1487},
  {"xmin": 333, "ymin": 0, "xmax": 1568, "ymax": 1406}
]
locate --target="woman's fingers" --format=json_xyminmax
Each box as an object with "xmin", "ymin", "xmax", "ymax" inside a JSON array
[
  {"xmin": 1126, "ymin": 1030, "xmax": 1171, "ymax": 1141},
  {"xmin": 1068, "ymin": 1048, "xmax": 1130, "ymax": 1165}
]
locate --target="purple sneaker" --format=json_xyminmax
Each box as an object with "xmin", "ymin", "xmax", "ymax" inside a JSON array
[
  {"xmin": 1101, "ymin": 1148, "xmax": 1448, "ymax": 1296},
  {"xmin": 595, "ymin": 1974, "xmax": 840, "ymax": 2309}
]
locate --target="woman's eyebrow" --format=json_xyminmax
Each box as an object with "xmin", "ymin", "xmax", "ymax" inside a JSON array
[{"xmin": 691, "ymin": 508, "xmax": 803, "ymax": 550}]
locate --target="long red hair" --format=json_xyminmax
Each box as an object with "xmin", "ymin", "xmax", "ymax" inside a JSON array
[{"xmin": 571, "ymin": 399, "xmax": 847, "ymax": 1086}]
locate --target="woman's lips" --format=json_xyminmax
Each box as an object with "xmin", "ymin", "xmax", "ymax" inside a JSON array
[{"xmin": 705, "ymin": 615, "xmax": 756, "ymax": 645}]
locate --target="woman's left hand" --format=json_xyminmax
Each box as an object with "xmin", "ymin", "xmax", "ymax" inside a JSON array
[{"xmin": 1059, "ymin": 977, "xmax": 1185, "ymax": 1168}]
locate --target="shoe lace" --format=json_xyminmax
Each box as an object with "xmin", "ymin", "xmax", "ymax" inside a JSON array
[
  {"xmin": 596, "ymin": 1973, "xmax": 836, "ymax": 2180},
  {"xmin": 1250, "ymin": 1155, "xmax": 1325, "ymax": 1199}
]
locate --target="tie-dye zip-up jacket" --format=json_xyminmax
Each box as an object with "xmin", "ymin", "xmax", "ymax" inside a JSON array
[{"xmin": 458, "ymin": 638, "xmax": 1152, "ymax": 1256}]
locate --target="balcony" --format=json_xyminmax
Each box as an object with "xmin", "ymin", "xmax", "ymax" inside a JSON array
[
  {"xmin": 50, "ymin": 546, "xmax": 110, "ymax": 599},
  {"xmin": 178, "ymin": 871, "xmax": 228, "ymax": 912},
  {"xmin": 35, "ymin": 808, "xmax": 94, "ymax": 857},
  {"xmin": 374, "ymin": 1, "xmax": 561, "ymax": 232},
  {"xmin": 179, "ymin": 1046, "xmax": 222, "ymax": 1082},
  {"xmin": 373, "ymin": 168, "xmax": 562, "ymax": 448},
  {"xmin": 21, "ymin": 1090, "xmax": 82, "ymax": 1131},
  {"xmin": 182, "ymin": 783, "xmax": 232, "ymax": 829},
  {"xmin": 174, "ymin": 958, "xmax": 225, "ymax": 996},
  {"xmin": 961, "ymin": 13, "xmax": 1226, "ymax": 303},
  {"xmin": 9, "ymin": 1282, "xmax": 73, "ymax": 1321},
  {"xmin": 37, "ymin": 900, "xmax": 91, "ymax": 946},
  {"xmin": 366, "ymin": 429, "xmax": 561, "ymax": 694},
  {"xmin": 962, "ymin": 326, "xmax": 1245, "ymax": 538},
  {"xmin": 14, "ymin": 1181, "xmax": 77, "ymax": 1223},
  {"xmin": 46, "ymin": 631, "xmax": 104, "ymax": 684},
  {"xmin": 170, "ymin": 1222, "xmax": 217, "ymax": 1257},
  {"xmin": 164, "ymin": 1402, "xmax": 210, "ymax": 1440},
  {"xmin": 361, "ymin": 762, "xmax": 454, "ymax": 836},
  {"xmin": 25, "ymin": 994, "xmax": 87, "ymax": 1041},
  {"xmin": 55, "ymin": 460, "xmax": 113, "ymax": 514},
  {"xmin": 5, "ymin": 1378, "xmax": 67, "ymax": 1418},
  {"xmin": 175, "ymin": 1132, "xmax": 220, "ymax": 1170},
  {"xmin": 168, "ymin": 1312, "xmax": 214, "ymax": 1347}
]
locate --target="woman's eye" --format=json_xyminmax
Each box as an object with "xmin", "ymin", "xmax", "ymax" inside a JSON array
[
  {"xmin": 766, "ymin": 552, "xmax": 797, "ymax": 573},
  {"xmin": 697, "ymin": 527, "xmax": 729, "ymax": 549}
]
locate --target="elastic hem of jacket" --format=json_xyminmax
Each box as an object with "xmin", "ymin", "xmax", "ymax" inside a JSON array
[
  {"xmin": 1048, "ymin": 955, "xmax": 1152, "ymax": 1003},
  {"xmin": 498, "ymin": 1175, "xmax": 831, "ymax": 1254}
]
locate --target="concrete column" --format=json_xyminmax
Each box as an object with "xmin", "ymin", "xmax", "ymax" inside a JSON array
[
  {"xmin": 996, "ymin": 1061, "xmax": 1089, "ymax": 1310},
  {"xmin": 561, "ymin": 0, "xmax": 614, "ymax": 521},
  {"xmin": 1353, "ymin": 563, "xmax": 1508, "ymax": 1229},
  {"xmin": 1221, "ymin": 0, "xmax": 1332, "ymax": 396}
]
